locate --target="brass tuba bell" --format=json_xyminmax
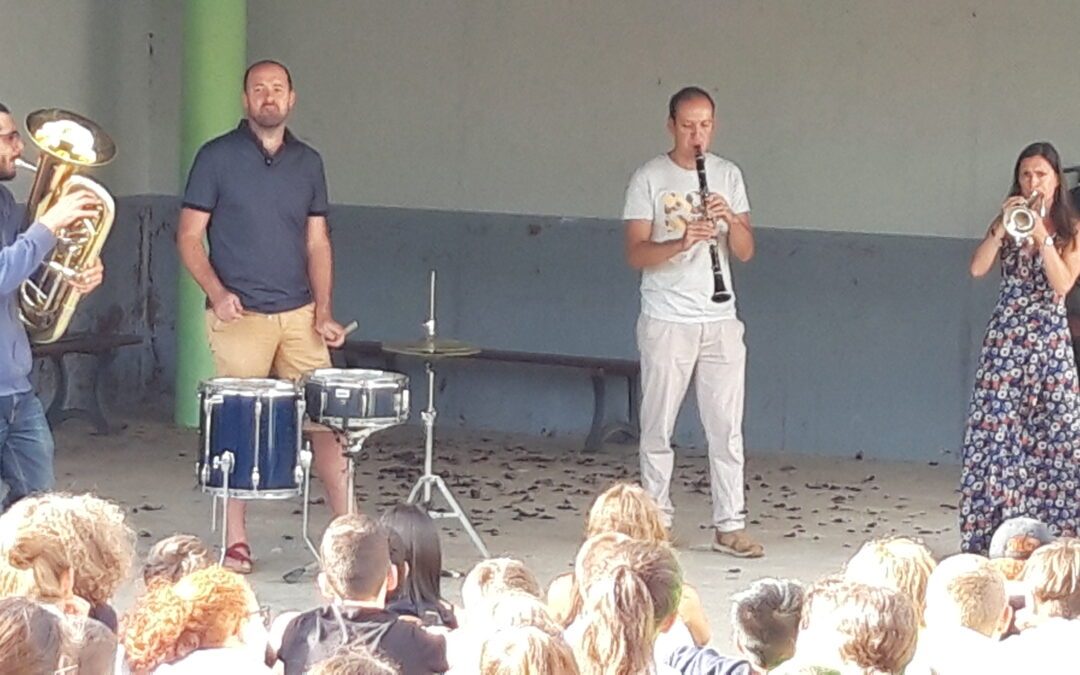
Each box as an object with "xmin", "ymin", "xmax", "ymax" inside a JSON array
[{"xmin": 15, "ymin": 109, "xmax": 116, "ymax": 344}]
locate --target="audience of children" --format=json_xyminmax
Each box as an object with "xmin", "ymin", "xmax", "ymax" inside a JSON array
[{"xmin": 0, "ymin": 480, "xmax": 1073, "ymax": 674}]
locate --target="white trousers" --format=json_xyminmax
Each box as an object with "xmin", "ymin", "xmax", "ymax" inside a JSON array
[{"xmin": 636, "ymin": 314, "xmax": 747, "ymax": 532}]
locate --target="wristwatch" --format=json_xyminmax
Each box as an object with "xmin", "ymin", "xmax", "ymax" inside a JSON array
[{"xmin": 1044, "ymin": 234, "xmax": 1056, "ymax": 249}]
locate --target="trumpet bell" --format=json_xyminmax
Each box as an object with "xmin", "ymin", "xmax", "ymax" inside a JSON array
[{"xmin": 1003, "ymin": 191, "xmax": 1042, "ymax": 243}]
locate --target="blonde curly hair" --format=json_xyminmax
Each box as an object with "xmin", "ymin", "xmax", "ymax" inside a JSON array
[
  {"xmin": 121, "ymin": 565, "xmax": 253, "ymax": 672},
  {"xmin": 0, "ymin": 492, "xmax": 135, "ymax": 607},
  {"xmin": 584, "ymin": 483, "xmax": 668, "ymax": 543}
]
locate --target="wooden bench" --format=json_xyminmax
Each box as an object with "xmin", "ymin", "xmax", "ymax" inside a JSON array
[
  {"xmin": 32, "ymin": 333, "xmax": 143, "ymax": 434},
  {"xmin": 337, "ymin": 340, "xmax": 639, "ymax": 452}
]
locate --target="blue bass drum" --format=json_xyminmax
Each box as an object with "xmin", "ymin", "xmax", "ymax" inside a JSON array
[{"xmin": 197, "ymin": 378, "xmax": 304, "ymax": 499}]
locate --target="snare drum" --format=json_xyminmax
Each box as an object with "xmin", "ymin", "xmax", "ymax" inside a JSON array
[
  {"xmin": 301, "ymin": 368, "xmax": 410, "ymax": 431},
  {"xmin": 197, "ymin": 378, "xmax": 304, "ymax": 499}
]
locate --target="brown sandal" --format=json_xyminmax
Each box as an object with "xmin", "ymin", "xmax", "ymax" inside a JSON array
[{"xmin": 223, "ymin": 543, "xmax": 253, "ymax": 574}]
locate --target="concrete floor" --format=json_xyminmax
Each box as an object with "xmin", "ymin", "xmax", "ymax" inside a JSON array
[{"xmin": 49, "ymin": 413, "xmax": 960, "ymax": 652}]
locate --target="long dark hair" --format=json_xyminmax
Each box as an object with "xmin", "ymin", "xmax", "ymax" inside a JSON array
[
  {"xmin": 1009, "ymin": 142, "xmax": 1078, "ymax": 250},
  {"xmin": 379, "ymin": 503, "xmax": 457, "ymax": 628}
]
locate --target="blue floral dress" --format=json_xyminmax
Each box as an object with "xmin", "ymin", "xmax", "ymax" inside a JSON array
[{"xmin": 960, "ymin": 238, "xmax": 1080, "ymax": 553}]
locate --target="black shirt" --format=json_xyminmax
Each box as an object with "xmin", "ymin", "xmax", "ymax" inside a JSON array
[
  {"xmin": 182, "ymin": 120, "xmax": 329, "ymax": 314},
  {"xmin": 278, "ymin": 605, "xmax": 448, "ymax": 675}
]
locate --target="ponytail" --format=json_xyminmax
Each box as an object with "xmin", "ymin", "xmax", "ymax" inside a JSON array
[{"xmin": 573, "ymin": 566, "xmax": 656, "ymax": 675}]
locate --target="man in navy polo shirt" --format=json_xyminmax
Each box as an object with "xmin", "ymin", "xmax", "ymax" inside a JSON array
[{"xmin": 177, "ymin": 60, "xmax": 349, "ymax": 573}]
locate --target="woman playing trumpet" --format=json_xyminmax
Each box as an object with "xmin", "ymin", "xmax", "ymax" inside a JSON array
[{"xmin": 961, "ymin": 141, "xmax": 1080, "ymax": 553}]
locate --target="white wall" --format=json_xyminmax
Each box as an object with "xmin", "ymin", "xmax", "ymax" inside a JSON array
[
  {"xmin": 4, "ymin": 1, "xmax": 1080, "ymax": 238},
  {"xmin": 249, "ymin": 0, "xmax": 1080, "ymax": 237}
]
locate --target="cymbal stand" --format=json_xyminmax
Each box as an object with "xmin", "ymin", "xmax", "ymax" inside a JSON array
[{"xmin": 405, "ymin": 271, "xmax": 490, "ymax": 557}]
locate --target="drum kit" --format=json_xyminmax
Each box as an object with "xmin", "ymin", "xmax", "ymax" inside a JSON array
[{"xmin": 195, "ymin": 270, "xmax": 490, "ymax": 574}]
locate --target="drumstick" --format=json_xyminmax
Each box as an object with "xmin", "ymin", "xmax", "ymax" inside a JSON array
[{"xmin": 342, "ymin": 320, "xmax": 359, "ymax": 337}]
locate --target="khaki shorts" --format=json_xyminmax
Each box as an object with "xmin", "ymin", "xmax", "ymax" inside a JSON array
[{"xmin": 205, "ymin": 302, "xmax": 331, "ymax": 381}]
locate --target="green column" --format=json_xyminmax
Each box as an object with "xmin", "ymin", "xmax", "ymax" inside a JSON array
[{"xmin": 174, "ymin": 0, "xmax": 246, "ymax": 426}]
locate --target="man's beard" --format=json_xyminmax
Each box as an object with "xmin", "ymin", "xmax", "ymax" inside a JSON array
[
  {"xmin": 0, "ymin": 162, "xmax": 15, "ymax": 181},
  {"xmin": 250, "ymin": 106, "xmax": 287, "ymax": 130}
]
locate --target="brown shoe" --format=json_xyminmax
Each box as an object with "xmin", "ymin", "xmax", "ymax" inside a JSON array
[{"xmin": 711, "ymin": 529, "xmax": 764, "ymax": 558}]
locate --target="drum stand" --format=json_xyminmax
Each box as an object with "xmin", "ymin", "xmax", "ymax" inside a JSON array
[
  {"xmin": 282, "ymin": 428, "xmax": 388, "ymax": 583},
  {"xmin": 407, "ymin": 361, "xmax": 490, "ymax": 557},
  {"xmin": 210, "ymin": 447, "xmax": 319, "ymax": 568},
  {"xmin": 394, "ymin": 271, "xmax": 489, "ymax": 557}
]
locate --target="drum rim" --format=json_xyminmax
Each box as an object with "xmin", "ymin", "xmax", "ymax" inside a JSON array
[
  {"xmin": 199, "ymin": 377, "xmax": 300, "ymax": 397},
  {"xmin": 302, "ymin": 368, "xmax": 408, "ymax": 387}
]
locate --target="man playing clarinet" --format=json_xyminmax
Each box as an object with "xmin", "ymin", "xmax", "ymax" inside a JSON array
[{"xmin": 623, "ymin": 86, "xmax": 760, "ymax": 557}]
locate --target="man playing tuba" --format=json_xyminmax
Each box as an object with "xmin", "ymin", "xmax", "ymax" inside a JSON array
[{"xmin": 0, "ymin": 103, "xmax": 104, "ymax": 509}]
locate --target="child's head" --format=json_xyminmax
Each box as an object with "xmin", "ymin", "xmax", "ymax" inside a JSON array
[
  {"xmin": 480, "ymin": 626, "xmax": 579, "ymax": 675},
  {"xmin": 309, "ymin": 639, "xmax": 400, "ymax": 675},
  {"xmin": 142, "ymin": 534, "xmax": 213, "ymax": 586},
  {"xmin": 379, "ymin": 504, "xmax": 446, "ymax": 609},
  {"xmin": 799, "ymin": 580, "xmax": 917, "ymax": 675},
  {"xmin": 843, "ymin": 536, "xmax": 935, "ymax": 624},
  {"xmin": 1022, "ymin": 537, "xmax": 1080, "ymax": 620},
  {"xmin": 461, "ymin": 558, "xmax": 541, "ymax": 624},
  {"xmin": 730, "ymin": 578, "xmax": 805, "ymax": 671},
  {"xmin": 924, "ymin": 554, "xmax": 1009, "ymax": 637},
  {"xmin": 320, "ymin": 514, "xmax": 393, "ymax": 603},
  {"xmin": 0, "ymin": 596, "xmax": 65, "ymax": 673},
  {"xmin": 487, "ymin": 592, "xmax": 562, "ymax": 636},
  {"xmin": 0, "ymin": 492, "xmax": 135, "ymax": 608},
  {"xmin": 63, "ymin": 616, "xmax": 118, "ymax": 675},
  {"xmin": 121, "ymin": 565, "xmax": 255, "ymax": 672},
  {"xmin": 561, "ymin": 532, "xmax": 631, "ymax": 627},
  {"xmin": 585, "ymin": 482, "xmax": 668, "ymax": 543}
]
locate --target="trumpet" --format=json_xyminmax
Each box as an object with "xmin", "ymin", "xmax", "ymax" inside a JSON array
[{"xmin": 1002, "ymin": 191, "xmax": 1044, "ymax": 244}]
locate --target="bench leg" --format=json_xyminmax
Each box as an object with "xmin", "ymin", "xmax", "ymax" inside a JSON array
[
  {"xmin": 43, "ymin": 355, "xmax": 66, "ymax": 430},
  {"xmin": 48, "ymin": 352, "xmax": 116, "ymax": 435},
  {"xmin": 87, "ymin": 350, "xmax": 117, "ymax": 434},
  {"xmin": 584, "ymin": 372, "xmax": 607, "ymax": 452}
]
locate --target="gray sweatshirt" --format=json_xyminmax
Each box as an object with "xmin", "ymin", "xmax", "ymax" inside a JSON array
[{"xmin": 0, "ymin": 184, "xmax": 56, "ymax": 396}]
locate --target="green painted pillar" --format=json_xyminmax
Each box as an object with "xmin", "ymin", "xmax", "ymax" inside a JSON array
[{"xmin": 174, "ymin": 0, "xmax": 246, "ymax": 426}]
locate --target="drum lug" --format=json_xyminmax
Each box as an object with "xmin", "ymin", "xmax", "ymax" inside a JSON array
[{"xmin": 252, "ymin": 467, "xmax": 261, "ymax": 490}]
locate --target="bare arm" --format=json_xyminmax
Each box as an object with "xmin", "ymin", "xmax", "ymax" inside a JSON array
[
  {"xmin": 1040, "ymin": 235, "xmax": 1080, "ymax": 296},
  {"xmin": 625, "ymin": 219, "xmax": 715, "ymax": 270},
  {"xmin": 306, "ymin": 215, "xmax": 345, "ymax": 347},
  {"xmin": 971, "ymin": 218, "xmax": 1004, "ymax": 278},
  {"xmin": 727, "ymin": 212, "xmax": 754, "ymax": 262},
  {"xmin": 177, "ymin": 207, "xmax": 227, "ymax": 302}
]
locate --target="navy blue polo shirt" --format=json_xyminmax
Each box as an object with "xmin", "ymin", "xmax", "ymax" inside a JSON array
[{"xmin": 182, "ymin": 120, "xmax": 329, "ymax": 313}]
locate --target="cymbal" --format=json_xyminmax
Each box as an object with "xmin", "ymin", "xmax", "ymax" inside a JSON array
[{"xmin": 383, "ymin": 337, "xmax": 480, "ymax": 358}]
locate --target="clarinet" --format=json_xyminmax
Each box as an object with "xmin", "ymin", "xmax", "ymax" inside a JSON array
[{"xmin": 694, "ymin": 146, "xmax": 732, "ymax": 303}]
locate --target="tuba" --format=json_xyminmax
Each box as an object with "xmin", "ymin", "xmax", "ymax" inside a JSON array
[
  {"xmin": 1002, "ymin": 191, "xmax": 1044, "ymax": 244},
  {"xmin": 15, "ymin": 109, "xmax": 116, "ymax": 344}
]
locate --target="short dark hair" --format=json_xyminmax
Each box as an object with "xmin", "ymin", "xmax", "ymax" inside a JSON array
[
  {"xmin": 668, "ymin": 86, "xmax": 714, "ymax": 120},
  {"xmin": 243, "ymin": 59, "xmax": 293, "ymax": 90},
  {"xmin": 320, "ymin": 514, "xmax": 390, "ymax": 600},
  {"xmin": 0, "ymin": 103, "xmax": 9, "ymax": 115}
]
